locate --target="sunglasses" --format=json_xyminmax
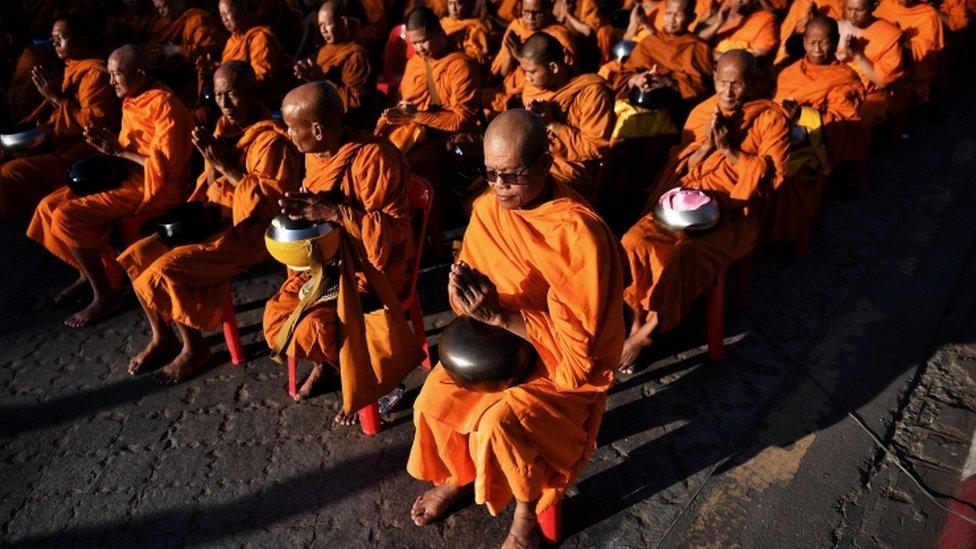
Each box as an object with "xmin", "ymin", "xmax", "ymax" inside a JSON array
[{"xmin": 485, "ymin": 153, "xmax": 545, "ymax": 186}]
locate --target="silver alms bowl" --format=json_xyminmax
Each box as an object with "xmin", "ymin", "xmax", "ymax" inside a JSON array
[
  {"xmin": 266, "ymin": 214, "xmax": 333, "ymax": 243},
  {"xmin": 653, "ymin": 199, "xmax": 720, "ymax": 233},
  {"xmin": 0, "ymin": 126, "xmax": 49, "ymax": 153}
]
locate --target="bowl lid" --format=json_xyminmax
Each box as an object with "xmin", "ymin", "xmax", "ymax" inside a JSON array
[{"xmin": 266, "ymin": 214, "xmax": 333, "ymax": 243}]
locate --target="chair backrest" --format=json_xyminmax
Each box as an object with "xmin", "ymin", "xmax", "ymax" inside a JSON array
[
  {"xmin": 403, "ymin": 174, "xmax": 433, "ymax": 303},
  {"xmin": 382, "ymin": 24, "xmax": 415, "ymax": 82}
]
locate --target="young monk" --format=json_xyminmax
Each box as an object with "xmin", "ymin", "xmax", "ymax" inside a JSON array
[
  {"xmin": 440, "ymin": 0, "xmax": 493, "ymax": 67},
  {"xmin": 209, "ymin": 0, "xmax": 291, "ymax": 107},
  {"xmin": 407, "ymin": 109, "xmax": 626, "ymax": 548},
  {"xmin": 263, "ymin": 82, "xmax": 415, "ymax": 410},
  {"xmin": 616, "ymin": 0, "xmax": 714, "ymax": 106},
  {"xmin": 766, "ymin": 16, "xmax": 864, "ymax": 244},
  {"xmin": 485, "ymin": 0, "xmax": 579, "ymax": 113},
  {"xmin": 696, "ymin": 0, "xmax": 780, "ymax": 59},
  {"xmin": 117, "ymin": 61, "xmax": 300, "ymax": 382},
  {"xmin": 619, "ymin": 50, "xmax": 789, "ymax": 370},
  {"xmin": 774, "ymin": 0, "xmax": 845, "ymax": 64},
  {"xmin": 837, "ymin": 0, "xmax": 905, "ymax": 131},
  {"xmin": 375, "ymin": 7, "xmax": 480, "ymax": 256},
  {"xmin": 27, "ymin": 45, "xmax": 194, "ymax": 328},
  {"xmin": 293, "ymin": 0, "xmax": 372, "ymax": 113},
  {"xmin": 0, "ymin": 17, "xmax": 120, "ymax": 218},
  {"xmin": 873, "ymin": 0, "xmax": 944, "ymax": 106},
  {"xmin": 520, "ymin": 33, "xmax": 614, "ymax": 199}
]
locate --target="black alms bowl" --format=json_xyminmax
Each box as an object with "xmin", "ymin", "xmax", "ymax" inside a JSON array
[
  {"xmin": 438, "ymin": 316, "xmax": 537, "ymax": 393},
  {"xmin": 66, "ymin": 155, "xmax": 130, "ymax": 196},
  {"xmin": 156, "ymin": 202, "xmax": 223, "ymax": 247}
]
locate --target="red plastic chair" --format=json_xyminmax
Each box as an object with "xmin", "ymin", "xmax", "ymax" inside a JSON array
[
  {"xmin": 403, "ymin": 174, "xmax": 434, "ymax": 369},
  {"xmin": 538, "ymin": 500, "xmax": 562, "ymax": 544},
  {"xmin": 375, "ymin": 24, "xmax": 415, "ymax": 97},
  {"xmin": 287, "ymin": 355, "xmax": 383, "ymax": 435}
]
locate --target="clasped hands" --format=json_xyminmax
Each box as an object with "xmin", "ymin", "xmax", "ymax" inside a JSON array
[
  {"xmin": 84, "ymin": 124, "xmax": 123, "ymax": 156},
  {"xmin": 448, "ymin": 261, "xmax": 512, "ymax": 327},
  {"xmin": 382, "ymin": 101, "xmax": 419, "ymax": 124},
  {"xmin": 691, "ymin": 105, "xmax": 735, "ymax": 165},
  {"xmin": 30, "ymin": 65, "xmax": 62, "ymax": 106},
  {"xmin": 279, "ymin": 186, "xmax": 342, "ymax": 224},
  {"xmin": 293, "ymin": 57, "xmax": 326, "ymax": 82},
  {"xmin": 627, "ymin": 64, "xmax": 677, "ymax": 93},
  {"xmin": 191, "ymin": 125, "xmax": 244, "ymax": 183}
]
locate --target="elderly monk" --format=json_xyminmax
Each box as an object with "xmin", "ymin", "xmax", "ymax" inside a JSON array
[
  {"xmin": 293, "ymin": 0, "xmax": 372, "ymax": 113},
  {"xmin": 766, "ymin": 16, "xmax": 864, "ymax": 243},
  {"xmin": 376, "ymin": 8, "xmax": 480, "ymax": 256},
  {"xmin": 27, "ymin": 45, "xmax": 193, "ymax": 328},
  {"xmin": 263, "ymin": 82, "xmax": 415, "ymax": 410},
  {"xmin": 118, "ymin": 61, "xmax": 300, "ymax": 382},
  {"xmin": 774, "ymin": 0, "xmax": 845, "ymax": 64},
  {"xmin": 616, "ymin": 0, "xmax": 714, "ymax": 108},
  {"xmin": 837, "ymin": 0, "xmax": 905, "ymax": 131},
  {"xmin": 873, "ymin": 0, "xmax": 944, "ymax": 106},
  {"xmin": 407, "ymin": 109, "xmax": 625, "ymax": 548},
  {"xmin": 619, "ymin": 50, "xmax": 789, "ymax": 370},
  {"xmin": 485, "ymin": 0, "xmax": 579, "ymax": 113},
  {"xmin": 441, "ymin": 0, "xmax": 493, "ymax": 67},
  {"xmin": 149, "ymin": 0, "xmax": 227, "ymax": 100},
  {"xmin": 520, "ymin": 33, "xmax": 614, "ymax": 199},
  {"xmin": 696, "ymin": 0, "xmax": 780, "ymax": 59},
  {"xmin": 0, "ymin": 18, "xmax": 120, "ymax": 218}
]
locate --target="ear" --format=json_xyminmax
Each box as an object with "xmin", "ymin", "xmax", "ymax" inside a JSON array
[
  {"xmin": 311, "ymin": 121, "xmax": 325, "ymax": 141},
  {"xmin": 548, "ymin": 61, "xmax": 560, "ymax": 74}
]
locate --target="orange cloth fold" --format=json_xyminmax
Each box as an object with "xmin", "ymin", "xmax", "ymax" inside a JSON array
[
  {"xmin": 712, "ymin": 10, "xmax": 780, "ymax": 57},
  {"xmin": 221, "ymin": 25, "xmax": 291, "ymax": 104},
  {"xmin": 313, "ymin": 42, "xmax": 372, "ymax": 111},
  {"xmin": 841, "ymin": 19, "xmax": 906, "ymax": 129},
  {"xmin": 440, "ymin": 17, "xmax": 493, "ymax": 67},
  {"xmin": 152, "ymin": 7, "xmax": 227, "ymax": 63},
  {"xmin": 486, "ymin": 20, "xmax": 579, "ymax": 112},
  {"xmin": 873, "ymin": 0, "xmax": 945, "ymax": 104},
  {"xmin": 616, "ymin": 32, "xmax": 714, "ymax": 102}
]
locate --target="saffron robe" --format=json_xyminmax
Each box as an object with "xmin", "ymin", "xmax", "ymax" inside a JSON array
[
  {"xmin": 440, "ymin": 17, "xmax": 493, "ymax": 67},
  {"xmin": 151, "ymin": 7, "xmax": 227, "ymax": 64},
  {"xmin": 313, "ymin": 42, "xmax": 372, "ymax": 111},
  {"xmin": 774, "ymin": 0, "xmax": 845, "ymax": 63},
  {"xmin": 617, "ymin": 32, "xmax": 714, "ymax": 102},
  {"xmin": 873, "ymin": 0, "xmax": 945, "ymax": 104},
  {"xmin": 221, "ymin": 25, "xmax": 291, "ymax": 104},
  {"xmin": 486, "ymin": 20, "xmax": 579, "ymax": 113},
  {"xmin": 711, "ymin": 9, "xmax": 780, "ymax": 57},
  {"xmin": 839, "ymin": 18, "xmax": 905, "ymax": 129}
]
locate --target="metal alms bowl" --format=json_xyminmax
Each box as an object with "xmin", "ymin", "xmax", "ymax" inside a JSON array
[
  {"xmin": 266, "ymin": 214, "xmax": 333, "ymax": 243},
  {"xmin": 612, "ymin": 40, "xmax": 637, "ymax": 63},
  {"xmin": 653, "ymin": 199, "xmax": 720, "ymax": 233},
  {"xmin": 0, "ymin": 126, "xmax": 50, "ymax": 153},
  {"xmin": 66, "ymin": 154, "xmax": 129, "ymax": 196},
  {"xmin": 156, "ymin": 202, "xmax": 223, "ymax": 247},
  {"xmin": 438, "ymin": 316, "xmax": 537, "ymax": 393}
]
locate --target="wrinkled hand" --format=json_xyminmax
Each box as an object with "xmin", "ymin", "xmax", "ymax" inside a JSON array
[
  {"xmin": 84, "ymin": 124, "xmax": 123, "ymax": 156},
  {"xmin": 527, "ymin": 99, "xmax": 558, "ymax": 124},
  {"xmin": 293, "ymin": 57, "xmax": 325, "ymax": 82},
  {"xmin": 448, "ymin": 261, "xmax": 508, "ymax": 326},
  {"xmin": 278, "ymin": 188, "xmax": 341, "ymax": 223},
  {"xmin": 711, "ymin": 107, "xmax": 732, "ymax": 153},
  {"xmin": 503, "ymin": 29, "xmax": 523, "ymax": 57},
  {"xmin": 195, "ymin": 53, "xmax": 218, "ymax": 75},
  {"xmin": 382, "ymin": 101, "xmax": 418, "ymax": 124},
  {"xmin": 781, "ymin": 98, "xmax": 800, "ymax": 122},
  {"xmin": 191, "ymin": 125, "xmax": 239, "ymax": 175},
  {"xmin": 845, "ymin": 34, "xmax": 864, "ymax": 57},
  {"xmin": 30, "ymin": 65, "xmax": 60, "ymax": 103}
]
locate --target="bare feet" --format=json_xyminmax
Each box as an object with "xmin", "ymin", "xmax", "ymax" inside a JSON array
[
  {"xmin": 292, "ymin": 362, "xmax": 327, "ymax": 403},
  {"xmin": 501, "ymin": 502, "xmax": 541, "ymax": 549},
  {"xmin": 334, "ymin": 409, "xmax": 360, "ymax": 425},
  {"xmin": 411, "ymin": 483, "xmax": 472, "ymax": 526},
  {"xmin": 64, "ymin": 291, "xmax": 123, "ymax": 328},
  {"xmin": 53, "ymin": 274, "xmax": 88, "ymax": 306},
  {"xmin": 128, "ymin": 331, "xmax": 179, "ymax": 375},
  {"xmin": 154, "ymin": 346, "xmax": 211, "ymax": 384},
  {"xmin": 618, "ymin": 334, "xmax": 652, "ymax": 375}
]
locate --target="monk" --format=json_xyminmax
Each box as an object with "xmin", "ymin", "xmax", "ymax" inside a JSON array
[
  {"xmin": 774, "ymin": 0, "xmax": 845, "ymax": 64},
  {"xmin": 376, "ymin": 8, "xmax": 480, "ymax": 256},
  {"xmin": 0, "ymin": 18, "xmax": 119, "ymax": 218},
  {"xmin": 766, "ymin": 16, "xmax": 864, "ymax": 243},
  {"xmin": 616, "ymin": 0, "xmax": 714, "ymax": 108},
  {"xmin": 407, "ymin": 109, "xmax": 625, "ymax": 548},
  {"xmin": 619, "ymin": 50, "xmax": 789, "ymax": 370},
  {"xmin": 118, "ymin": 61, "xmax": 300, "ymax": 382},
  {"xmin": 27, "ymin": 45, "xmax": 194, "ymax": 327},
  {"xmin": 354, "ymin": 0, "xmax": 390, "ymax": 49},
  {"xmin": 263, "ymin": 82, "xmax": 415, "ymax": 410},
  {"xmin": 106, "ymin": 0, "xmax": 163, "ymax": 49},
  {"xmin": 149, "ymin": 0, "xmax": 227, "ymax": 100},
  {"xmin": 520, "ymin": 33, "xmax": 614, "ymax": 198},
  {"xmin": 696, "ymin": 0, "xmax": 780, "ymax": 59},
  {"xmin": 440, "ymin": 0, "xmax": 493, "ymax": 67},
  {"xmin": 837, "ymin": 0, "xmax": 905, "ymax": 131},
  {"xmin": 293, "ymin": 0, "xmax": 372, "ymax": 113},
  {"xmin": 485, "ymin": 0, "xmax": 579, "ymax": 113},
  {"xmin": 873, "ymin": 0, "xmax": 944, "ymax": 105}
]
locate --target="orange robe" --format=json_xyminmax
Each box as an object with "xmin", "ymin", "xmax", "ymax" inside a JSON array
[
  {"xmin": 873, "ymin": 0, "xmax": 945, "ymax": 104},
  {"xmin": 151, "ymin": 7, "xmax": 227, "ymax": 64},
  {"xmin": 622, "ymin": 98, "xmax": 790, "ymax": 331},
  {"xmin": 313, "ymin": 42, "xmax": 372, "ymax": 111},
  {"xmin": 355, "ymin": 0, "xmax": 390, "ymax": 48},
  {"xmin": 440, "ymin": 17, "xmax": 493, "ymax": 67},
  {"xmin": 617, "ymin": 32, "xmax": 714, "ymax": 102},
  {"xmin": 774, "ymin": 0, "xmax": 845, "ymax": 63},
  {"xmin": 523, "ymin": 73, "xmax": 614, "ymax": 198},
  {"xmin": 711, "ymin": 9, "xmax": 780, "ymax": 57},
  {"xmin": 407, "ymin": 182, "xmax": 626, "ymax": 516},
  {"xmin": 840, "ymin": 18, "xmax": 905, "ymax": 129},
  {"xmin": 486, "ymin": 20, "xmax": 579, "ymax": 113},
  {"xmin": 221, "ymin": 25, "xmax": 291, "ymax": 103},
  {"xmin": 6, "ymin": 45, "xmax": 60, "ymax": 126},
  {"xmin": 118, "ymin": 117, "xmax": 300, "ymax": 330},
  {"xmin": 0, "ymin": 59, "xmax": 119, "ymax": 217},
  {"xmin": 27, "ymin": 87, "xmax": 193, "ymax": 269},
  {"xmin": 767, "ymin": 59, "xmax": 864, "ymax": 242},
  {"xmin": 940, "ymin": 0, "xmax": 970, "ymax": 33},
  {"xmin": 262, "ymin": 132, "xmax": 414, "ymax": 363}
]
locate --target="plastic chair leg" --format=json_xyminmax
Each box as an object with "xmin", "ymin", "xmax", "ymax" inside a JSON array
[
  {"xmin": 408, "ymin": 296, "xmax": 432, "ymax": 369},
  {"xmin": 288, "ymin": 355, "xmax": 298, "ymax": 397},
  {"xmin": 734, "ymin": 252, "xmax": 753, "ymax": 311},
  {"xmin": 359, "ymin": 402, "xmax": 382, "ymax": 435},
  {"xmin": 706, "ymin": 270, "xmax": 726, "ymax": 361},
  {"xmin": 222, "ymin": 292, "xmax": 245, "ymax": 366},
  {"xmin": 538, "ymin": 500, "xmax": 562, "ymax": 544}
]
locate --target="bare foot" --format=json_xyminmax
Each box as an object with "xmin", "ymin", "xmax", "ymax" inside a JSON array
[
  {"xmin": 411, "ymin": 483, "xmax": 472, "ymax": 526},
  {"xmin": 618, "ymin": 334, "xmax": 652, "ymax": 375},
  {"xmin": 154, "ymin": 346, "xmax": 211, "ymax": 384},
  {"xmin": 53, "ymin": 274, "xmax": 88, "ymax": 306},
  {"xmin": 128, "ymin": 332, "xmax": 179, "ymax": 376},
  {"xmin": 64, "ymin": 291, "xmax": 123, "ymax": 328},
  {"xmin": 501, "ymin": 505, "xmax": 541, "ymax": 549},
  {"xmin": 334, "ymin": 409, "xmax": 360, "ymax": 425},
  {"xmin": 292, "ymin": 362, "xmax": 327, "ymax": 403}
]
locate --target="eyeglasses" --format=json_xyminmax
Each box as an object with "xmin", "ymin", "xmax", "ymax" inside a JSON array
[{"xmin": 485, "ymin": 153, "xmax": 545, "ymax": 186}]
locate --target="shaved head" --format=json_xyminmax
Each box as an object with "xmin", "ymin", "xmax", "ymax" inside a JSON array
[
  {"xmin": 485, "ymin": 109, "xmax": 548, "ymax": 162},
  {"xmin": 405, "ymin": 7, "xmax": 448, "ymax": 58},
  {"xmin": 484, "ymin": 110, "xmax": 551, "ymax": 210},
  {"xmin": 806, "ymin": 15, "xmax": 839, "ymax": 42},
  {"xmin": 108, "ymin": 45, "xmax": 150, "ymax": 98},
  {"xmin": 716, "ymin": 49, "xmax": 756, "ymax": 81},
  {"xmin": 804, "ymin": 16, "xmax": 839, "ymax": 64},
  {"xmin": 281, "ymin": 81, "xmax": 344, "ymax": 153},
  {"xmin": 406, "ymin": 7, "xmax": 443, "ymax": 32},
  {"xmin": 518, "ymin": 32, "xmax": 565, "ymax": 66},
  {"xmin": 109, "ymin": 44, "xmax": 150, "ymax": 73},
  {"xmin": 215, "ymin": 59, "xmax": 257, "ymax": 88},
  {"xmin": 714, "ymin": 49, "xmax": 755, "ymax": 110},
  {"xmin": 214, "ymin": 61, "xmax": 261, "ymax": 125}
]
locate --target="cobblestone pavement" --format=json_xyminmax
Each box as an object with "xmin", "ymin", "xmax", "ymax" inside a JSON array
[{"xmin": 3, "ymin": 74, "xmax": 976, "ymax": 547}]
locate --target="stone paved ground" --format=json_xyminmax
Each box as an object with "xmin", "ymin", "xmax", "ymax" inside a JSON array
[{"xmin": 3, "ymin": 68, "xmax": 976, "ymax": 547}]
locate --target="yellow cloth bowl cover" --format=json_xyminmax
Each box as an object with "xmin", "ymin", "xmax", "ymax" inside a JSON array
[{"xmin": 265, "ymin": 229, "xmax": 340, "ymax": 271}]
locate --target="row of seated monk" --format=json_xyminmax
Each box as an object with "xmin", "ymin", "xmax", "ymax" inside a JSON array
[{"xmin": 0, "ymin": 0, "xmax": 970, "ymax": 545}]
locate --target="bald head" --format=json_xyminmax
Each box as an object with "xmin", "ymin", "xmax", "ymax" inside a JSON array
[
  {"xmin": 484, "ymin": 110, "xmax": 551, "ymax": 210},
  {"xmin": 281, "ymin": 82, "xmax": 344, "ymax": 153},
  {"xmin": 109, "ymin": 44, "xmax": 150, "ymax": 73},
  {"xmin": 107, "ymin": 45, "xmax": 151, "ymax": 98},
  {"xmin": 804, "ymin": 16, "xmax": 839, "ymax": 64},
  {"xmin": 714, "ymin": 49, "xmax": 755, "ymax": 111},
  {"xmin": 716, "ymin": 49, "xmax": 756, "ymax": 81},
  {"xmin": 518, "ymin": 32, "xmax": 565, "ymax": 66},
  {"xmin": 405, "ymin": 7, "xmax": 448, "ymax": 58},
  {"xmin": 406, "ymin": 7, "xmax": 443, "ymax": 32},
  {"xmin": 485, "ymin": 110, "xmax": 548, "ymax": 162},
  {"xmin": 214, "ymin": 61, "xmax": 261, "ymax": 125},
  {"xmin": 215, "ymin": 60, "xmax": 257, "ymax": 88},
  {"xmin": 662, "ymin": 0, "xmax": 695, "ymax": 34},
  {"xmin": 806, "ymin": 15, "xmax": 839, "ymax": 41}
]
